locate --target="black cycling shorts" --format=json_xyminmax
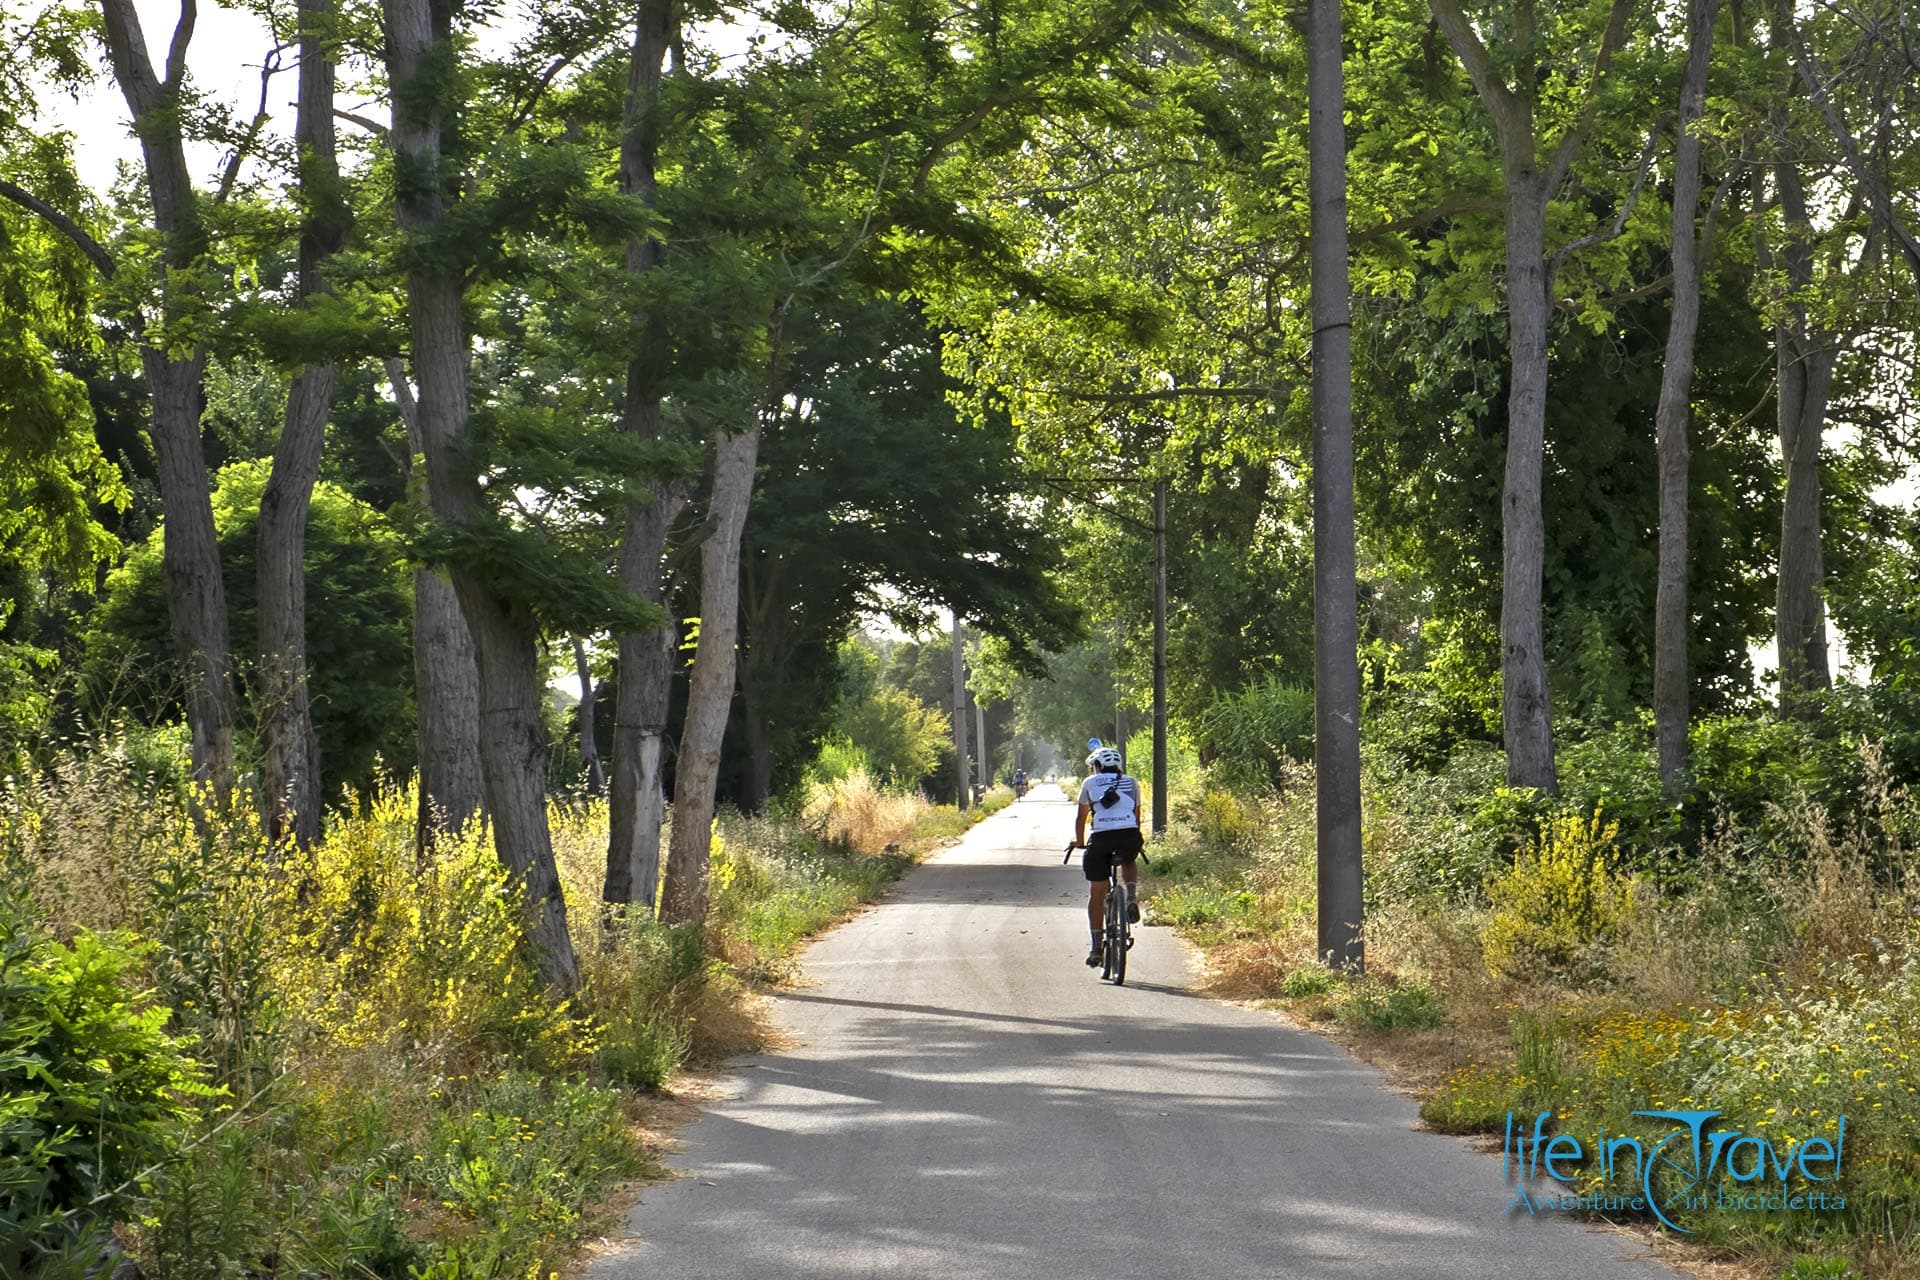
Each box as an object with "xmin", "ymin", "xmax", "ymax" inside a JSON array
[{"xmin": 1082, "ymin": 828, "xmax": 1144, "ymax": 882}]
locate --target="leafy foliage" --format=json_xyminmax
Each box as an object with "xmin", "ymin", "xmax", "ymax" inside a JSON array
[
  {"xmin": 81, "ymin": 460, "xmax": 413, "ymax": 795},
  {"xmin": 0, "ymin": 891, "xmax": 211, "ymax": 1275}
]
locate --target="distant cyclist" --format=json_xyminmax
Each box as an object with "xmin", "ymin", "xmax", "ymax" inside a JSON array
[
  {"xmin": 1070, "ymin": 745, "xmax": 1143, "ymax": 967},
  {"xmin": 1012, "ymin": 767, "xmax": 1029, "ymax": 797}
]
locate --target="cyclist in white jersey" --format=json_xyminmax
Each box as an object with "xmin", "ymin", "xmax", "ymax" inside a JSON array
[{"xmin": 1071, "ymin": 745, "xmax": 1144, "ymax": 967}]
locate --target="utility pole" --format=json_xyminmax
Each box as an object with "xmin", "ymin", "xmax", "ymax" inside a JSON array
[
  {"xmin": 1309, "ymin": 0, "xmax": 1365, "ymax": 973},
  {"xmin": 975, "ymin": 702, "xmax": 989, "ymax": 795},
  {"xmin": 951, "ymin": 609, "xmax": 969, "ymax": 811},
  {"xmin": 1152, "ymin": 478, "xmax": 1169, "ymax": 835}
]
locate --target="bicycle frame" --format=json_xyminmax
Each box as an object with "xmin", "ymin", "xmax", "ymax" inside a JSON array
[{"xmin": 1064, "ymin": 842, "xmax": 1144, "ymax": 985}]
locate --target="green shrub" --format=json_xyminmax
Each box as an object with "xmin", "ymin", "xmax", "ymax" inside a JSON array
[
  {"xmin": 416, "ymin": 1070, "xmax": 641, "ymax": 1270},
  {"xmin": 1481, "ymin": 810, "xmax": 1634, "ymax": 980},
  {"xmin": 1334, "ymin": 978, "xmax": 1445, "ymax": 1031},
  {"xmin": 1191, "ymin": 788, "xmax": 1257, "ymax": 851},
  {"xmin": 1148, "ymin": 880, "xmax": 1255, "ymax": 928},
  {"xmin": 1, "ymin": 893, "xmax": 213, "ymax": 1275},
  {"xmin": 1196, "ymin": 677, "xmax": 1314, "ymax": 791},
  {"xmin": 1556, "ymin": 722, "xmax": 1682, "ymax": 859},
  {"xmin": 1279, "ymin": 963, "xmax": 1337, "ymax": 998},
  {"xmin": 1420, "ymin": 1065, "xmax": 1522, "ymax": 1134},
  {"xmin": 80, "ymin": 460, "xmax": 415, "ymax": 796},
  {"xmin": 586, "ymin": 919, "xmax": 705, "ymax": 1089}
]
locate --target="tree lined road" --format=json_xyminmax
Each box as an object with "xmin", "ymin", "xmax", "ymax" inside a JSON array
[{"xmin": 589, "ymin": 793, "xmax": 1682, "ymax": 1280}]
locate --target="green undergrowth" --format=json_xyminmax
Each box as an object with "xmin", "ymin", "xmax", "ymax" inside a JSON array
[
  {"xmin": 2, "ymin": 747, "xmax": 993, "ymax": 1279},
  {"xmin": 1145, "ymin": 738, "xmax": 1920, "ymax": 1279}
]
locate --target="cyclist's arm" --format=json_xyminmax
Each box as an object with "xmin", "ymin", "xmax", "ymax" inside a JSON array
[{"xmin": 1074, "ymin": 798, "xmax": 1090, "ymax": 847}]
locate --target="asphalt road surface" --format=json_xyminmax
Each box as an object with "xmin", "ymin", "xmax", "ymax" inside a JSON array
[{"xmin": 587, "ymin": 791, "xmax": 1683, "ymax": 1280}]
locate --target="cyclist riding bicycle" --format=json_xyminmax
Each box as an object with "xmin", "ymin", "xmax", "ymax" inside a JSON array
[
  {"xmin": 1071, "ymin": 745, "xmax": 1143, "ymax": 967},
  {"xmin": 1012, "ymin": 768, "xmax": 1029, "ymax": 797}
]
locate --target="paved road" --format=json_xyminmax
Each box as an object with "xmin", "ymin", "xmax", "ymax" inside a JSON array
[{"xmin": 588, "ymin": 793, "xmax": 1682, "ymax": 1280}]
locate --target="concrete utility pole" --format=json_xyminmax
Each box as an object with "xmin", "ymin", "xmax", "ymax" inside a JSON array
[
  {"xmin": 1309, "ymin": 0, "xmax": 1365, "ymax": 973},
  {"xmin": 976, "ymin": 702, "xmax": 988, "ymax": 795},
  {"xmin": 951, "ymin": 610, "xmax": 969, "ymax": 811},
  {"xmin": 1152, "ymin": 478, "xmax": 1169, "ymax": 835}
]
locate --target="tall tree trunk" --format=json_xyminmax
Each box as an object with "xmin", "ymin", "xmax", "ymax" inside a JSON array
[
  {"xmin": 950, "ymin": 611, "xmax": 969, "ymax": 809},
  {"xmin": 383, "ymin": 0, "xmax": 578, "ymax": 991},
  {"xmin": 1773, "ymin": 315, "xmax": 1836, "ymax": 713},
  {"xmin": 1765, "ymin": 0, "xmax": 1836, "ymax": 718},
  {"xmin": 258, "ymin": 0, "xmax": 344, "ymax": 847},
  {"xmin": 386, "ymin": 359, "xmax": 485, "ymax": 850},
  {"xmin": 1771, "ymin": 155, "xmax": 1837, "ymax": 713},
  {"xmin": 605, "ymin": 496, "xmax": 680, "ymax": 907},
  {"xmin": 659, "ymin": 424, "xmax": 761, "ymax": 925},
  {"xmin": 1653, "ymin": 0, "xmax": 1718, "ymax": 790},
  {"xmin": 742, "ymin": 702, "xmax": 773, "ymax": 814},
  {"xmin": 98, "ymin": 0, "xmax": 236, "ymax": 794},
  {"xmin": 572, "ymin": 636, "xmax": 606, "ymax": 795},
  {"xmin": 1309, "ymin": 0, "xmax": 1365, "ymax": 974},
  {"xmin": 1429, "ymin": 0, "xmax": 1633, "ymax": 793},
  {"xmin": 604, "ymin": 0, "xmax": 681, "ymax": 909}
]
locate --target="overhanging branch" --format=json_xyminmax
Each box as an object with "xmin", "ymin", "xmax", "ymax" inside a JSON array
[{"xmin": 0, "ymin": 178, "xmax": 116, "ymax": 278}]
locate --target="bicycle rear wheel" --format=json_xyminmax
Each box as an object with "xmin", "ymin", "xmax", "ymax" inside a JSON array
[{"xmin": 1106, "ymin": 882, "xmax": 1127, "ymax": 985}]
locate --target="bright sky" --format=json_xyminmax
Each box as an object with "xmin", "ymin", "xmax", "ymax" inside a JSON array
[{"xmin": 42, "ymin": 0, "xmax": 767, "ymax": 192}]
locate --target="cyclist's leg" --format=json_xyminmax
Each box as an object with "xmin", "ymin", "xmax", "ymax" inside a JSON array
[
  {"xmin": 1083, "ymin": 844, "xmax": 1110, "ymax": 964},
  {"xmin": 1119, "ymin": 830, "xmax": 1144, "ymax": 920}
]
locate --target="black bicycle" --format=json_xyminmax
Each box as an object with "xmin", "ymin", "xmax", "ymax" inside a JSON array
[{"xmin": 1064, "ymin": 842, "xmax": 1142, "ymax": 984}]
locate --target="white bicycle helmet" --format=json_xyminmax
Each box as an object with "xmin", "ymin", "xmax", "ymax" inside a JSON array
[{"xmin": 1087, "ymin": 745, "xmax": 1123, "ymax": 771}]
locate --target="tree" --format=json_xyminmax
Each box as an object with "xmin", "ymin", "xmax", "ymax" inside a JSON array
[
  {"xmin": 730, "ymin": 297, "xmax": 1078, "ymax": 808},
  {"xmin": 1426, "ymin": 0, "xmax": 1640, "ymax": 790},
  {"xmin": 379, "ymin": 0, "xmax": 579, "ymax": 990},
  {"xmin": 839, "ymin": 688, "xmax": 951, "ymax": 788},
  {"xmin": 81, "ymin": 459, "xmax": 414, "ymax": 795},
  {"xmin": 659, "ymin": 416, "xmax": 760, "ymax": 926},
  {"xmin": 385, "ymin": 360, "xmax": 484, "ymax": 846},
  {"xmin": 257, "ymin": 0, "xmax": 350, "ymax": 846},
  {"xmin": 1652, "ymin": 0, "xmax": 1719, "ymax": 788},
  {"xmin": 603, "ymin": 0, "xmax": 683, "ymax": 910},
  {"xmin": 93, "ymin": 0, "xmax": 240, "ymax": 793}
]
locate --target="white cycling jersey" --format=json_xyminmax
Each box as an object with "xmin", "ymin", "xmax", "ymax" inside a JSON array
[{"xmin": 1077, "ymin": 771, "xmax": 1141, "ymax": 832}]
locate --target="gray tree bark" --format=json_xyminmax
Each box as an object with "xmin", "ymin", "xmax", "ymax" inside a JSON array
[
  {"xmin": 1309, "ymin": 0, "xmax": 1364, "ymax": 974},
  {"xmin": 1762, "ymin": 0, "xmax": 1836, "ymax": 717},
  {"xmin": 97, "ymin": 0, "xmax": 236, "ymax": 795},
  {"xmin": 383, "ymin": 0, "xmax": 578, "ymax": 990},
  {"xmin": 1770, "ymin": 162, "xmax": 1837, "ymax": 714},
  {"xmin": 257, "ymin": 0, "xmax": 344, "ymax": 847},
  {"xmin": 1428, "ymin": 0, "xmax": 1634, "ymax": 793},
  {"xmin": 572, "ymin": 636, "xmax": 606, "ymax": 795},
  {"xmin": 604, "ymin": 0, "xmax": 682, "ymax": 910},
  {"xmin": 386, "ymin": 359, "xmax": 485, "ymax": 850},
  {"xmin": 1653, "ymin": 0, "xmax": 1718, "ymax": 790},
  {"xmin": 659, "ymin": 424, "xmax": 761, "ymax": 926}
]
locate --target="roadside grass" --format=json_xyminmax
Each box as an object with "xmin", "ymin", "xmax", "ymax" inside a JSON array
[
  {"xmin": 1143, "ymin": 748, "xmax": 1920, "ymax": 1280},
  {"xmin": 2, "ymin": 746, "xmax": 994, "ymax": 1278}
]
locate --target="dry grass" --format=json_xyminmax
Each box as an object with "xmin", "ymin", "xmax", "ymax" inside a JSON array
[{"xmin": 804, "ymin": 770, "xmax": 930, "ymax": 853}]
